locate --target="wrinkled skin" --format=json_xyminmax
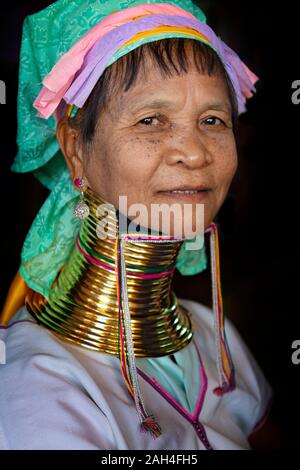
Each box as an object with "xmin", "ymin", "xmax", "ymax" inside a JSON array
[{"xmin": 57, "ymin": 44, "xmax": 237, "ymax": 237}]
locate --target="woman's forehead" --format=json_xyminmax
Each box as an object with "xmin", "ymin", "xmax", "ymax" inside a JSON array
[{"xmin": 111, "ymin": 69, "xmax": 231, "ymax": 114}]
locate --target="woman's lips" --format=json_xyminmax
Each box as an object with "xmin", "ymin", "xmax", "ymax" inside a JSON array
[{"xmin": 157, "ymin": 189, "xmax": 211, "ymax": 201}]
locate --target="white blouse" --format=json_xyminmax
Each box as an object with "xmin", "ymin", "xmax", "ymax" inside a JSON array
[{"xmin": 0, "ymin": 298, "xmax": 272, "ymax": 450}]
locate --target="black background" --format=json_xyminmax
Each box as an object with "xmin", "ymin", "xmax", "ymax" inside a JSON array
[{"xmin": 0, "ymin": 0, "xmax": 299, "ymax": 450}]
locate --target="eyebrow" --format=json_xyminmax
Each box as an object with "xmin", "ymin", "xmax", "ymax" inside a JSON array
[{"xmin": 129, "ymin": 98, "xmax": 177, "ymax": 112}]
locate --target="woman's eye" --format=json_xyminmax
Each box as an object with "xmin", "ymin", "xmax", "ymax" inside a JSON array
[
  {"xmin": 201, "ymin": 116, "xmax": 226, "ymax": 126},
  {"xmin": 138, "ymin": 116, "xmax": 160, "ymax": 126}
]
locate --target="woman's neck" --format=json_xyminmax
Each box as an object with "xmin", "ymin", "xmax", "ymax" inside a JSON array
[{"xmin": 25, "ymin": 186, "xmax": 194, "ymax": 357}]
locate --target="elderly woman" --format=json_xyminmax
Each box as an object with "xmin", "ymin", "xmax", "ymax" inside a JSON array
[{"xmin": 0, "ymin": 0, "xmax": 273, "ymax": 450}]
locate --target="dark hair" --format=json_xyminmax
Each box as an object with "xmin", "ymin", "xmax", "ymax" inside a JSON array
[{"xmin": 68, "ymin": 38, "xmax": 238, "ymax": 154}]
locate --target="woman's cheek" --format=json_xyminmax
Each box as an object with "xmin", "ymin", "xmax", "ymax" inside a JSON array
[{"xmin": 216, "ymin": 138, "xmax": 237, "ymax": 180}]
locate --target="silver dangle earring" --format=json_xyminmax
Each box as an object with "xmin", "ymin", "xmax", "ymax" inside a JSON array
[{"xmin": 73, "ymin": 176, "xmax": 90, "ymax": 220}]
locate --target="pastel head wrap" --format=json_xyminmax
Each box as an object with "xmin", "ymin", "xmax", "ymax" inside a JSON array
[{"xmin": 12, "ymin": 0, "xmax": 258, "ymax": 299}]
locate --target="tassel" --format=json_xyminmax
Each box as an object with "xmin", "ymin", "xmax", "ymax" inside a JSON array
[
  {"xmin": 115, "ymin": 235, "xmax": 162, "ymax": 439},
  {"xmin": 114, "ymin": 223, "xmax": 233, "ymax": 434},
  {"xmin": 205, "ymin": 222, "xmax": 235, "ymax": 395},
  {"xmin": 140, "ymin": 415, "xmax": 162, "ymax": 437}
]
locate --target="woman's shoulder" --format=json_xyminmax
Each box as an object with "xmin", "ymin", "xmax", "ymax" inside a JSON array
[
  {"xmin": 0, "ymin": 305, "xmax": 77, "ymax": 369},
  {"xmin": 178, "ymin": 297, "xmax": 273, "ymax": 438},
  {"xmin": 178, "ymin": 296, "xmax": 265, "ymax": 373},
  {"xmin": 0, "ymin": 305, "xmax": 115, "ymax": 449},
  {"xmin": 0, "ymin": 304, "xmax": 117, "ymax": 397}
]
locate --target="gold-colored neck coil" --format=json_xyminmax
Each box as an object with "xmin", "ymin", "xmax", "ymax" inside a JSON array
[{"xmin": 25, "ymin": 187, "xmax": 194, "ymax": 357}]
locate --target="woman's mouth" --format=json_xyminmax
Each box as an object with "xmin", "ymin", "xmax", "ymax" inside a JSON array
[{"xmin": 158, "ymin": 188, "xmax": 212, "ymax": 200}]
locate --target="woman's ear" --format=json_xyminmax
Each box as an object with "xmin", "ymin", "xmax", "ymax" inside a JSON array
[{"xmin": 56, "ymin": 117, "xmax": 84, "ymax": 180}]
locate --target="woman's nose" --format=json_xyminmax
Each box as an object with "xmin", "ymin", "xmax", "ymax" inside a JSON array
[{"xmin": 164, "ymin": 127, "xmax": 212, "ymax": 169}]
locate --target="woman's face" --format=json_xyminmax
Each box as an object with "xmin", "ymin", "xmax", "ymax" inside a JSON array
[{"xmin": 59, "ymin": 46, "xmax": 238, "ymax": 237}]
